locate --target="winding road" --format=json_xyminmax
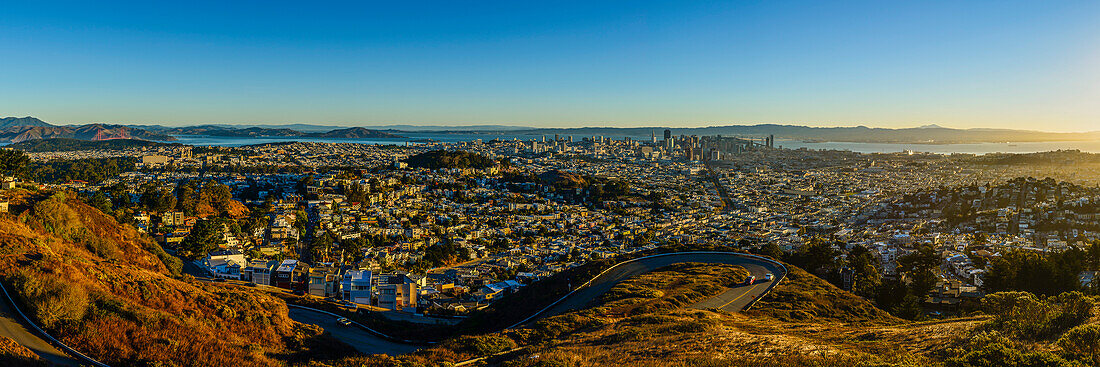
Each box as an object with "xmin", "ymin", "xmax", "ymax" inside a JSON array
[
  {"xmin": 1, "ymin": 251, "xmax": 782, "ymax": 362},
  {"xmin": 294, "ymin": 251, "xmax": 785, "ymax": 357},
  {"xmin": 519, "ymin": 252, "xmax": 785, "ymax": 324}
]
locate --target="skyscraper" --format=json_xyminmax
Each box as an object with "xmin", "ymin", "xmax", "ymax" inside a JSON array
[{"xmin": 663, "ymin": 129, "xmax": 672, "ymax": 141}]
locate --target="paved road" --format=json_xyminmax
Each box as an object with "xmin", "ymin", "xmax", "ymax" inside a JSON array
[
  {"xmin": 287, "ymin": 308, "xmax": 422, "ymax": 356},
  {"xmin": 230, "ymin": 252, "xmax": 783, "ymax": 359},
  {"xmin": 0, "ymin": 291, "xmax": 79, "ymax": 366},
  {"xmin": 532, "ymin": 253, "xmax": 785, "ymax": 321}
]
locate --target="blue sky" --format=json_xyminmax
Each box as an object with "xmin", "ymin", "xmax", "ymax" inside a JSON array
[{"xmin": 1, "ymin": 1, "xmax": 1098, "ymax": 131}]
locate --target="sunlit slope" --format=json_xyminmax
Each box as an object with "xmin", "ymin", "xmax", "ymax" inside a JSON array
[{"xmin": 0, "ymin": 192, "xmax": 334, "ymax": 366}]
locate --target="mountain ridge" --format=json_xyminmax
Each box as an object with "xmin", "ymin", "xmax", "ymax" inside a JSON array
[{"xmin": 0, "ymin": 116, "xmax": 52, "ymax": 129}]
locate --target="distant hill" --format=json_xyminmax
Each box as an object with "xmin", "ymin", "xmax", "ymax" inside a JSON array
[
  {"xmin": 137, "ymin": 123, "xmax": 529, "ymax": 132},
  {"xmin": 0, "ymin": 124, "xmax": 176, "ymax": 143},
  {"xmin": 7, "ymin": 138, "xmax": 180, "ymax": 152},
  {"xmin": 305, "ymin": 127, "xmax": 403, "ymax": 139},
  {"xmin": 162, "ymin": 125, "xmax": 302, "ymax": 137},
  {"xmin": 0, "ymin": 116, "xmax": 52, "ymax": 128},
  {"xmin": 163, "ymin": 125, "xmax": 404, "ymax": 139}
]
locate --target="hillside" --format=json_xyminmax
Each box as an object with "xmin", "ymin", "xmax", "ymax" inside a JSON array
[
  {"xmin": 163, "ymin": 125, "xmax": 404, "ymax": 139},
  {"xmin": 8, "ymin": 138, "xmax": 180, "ymax": 152},
  {"xmin": 0, "ymin": 191, "xmax": 349, "ymax": 366},
  {"xmin": 479, "ymin": 263, "xmax": 1100, "ymax": 367},
  {"xmin": 306, "ymin": 127, "xmax": 404, "ymax": 139},
  {"xmin": 0, "ymin": 124, "xmax": 176, "ymax": 143},
  {"xmin": 0, "ymin": 117, "xmax": 51, "ymax": 129},
  {"xmin": 163, "ymin": 125, "xmax": 303, "ymax": 137}
]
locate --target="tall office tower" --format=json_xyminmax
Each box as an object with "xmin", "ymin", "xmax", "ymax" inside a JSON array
[
  {"xmin": 651, "ymin": 130, "xmax": 657, "ymax": 143},
  {"xmin": 664, "ymin": 129, "xmax": 672, "ymax": 141},
  {"xmin": 769, "ymin": 134, "xmax": 775, "ymax": 148},
  {"xmin": 555, "ymin": 134, "xmax": 560, "ymax": 142},
  {"xmin": 568, "ymin": 135, "xmax": 573, "ymax": 143}
]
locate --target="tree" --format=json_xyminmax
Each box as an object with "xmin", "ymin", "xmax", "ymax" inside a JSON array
[
  {"xmin": 848, "ymin": 246, "xmax": 882, "ymax": 298},
  {"xmin": 199, "ymin": 180, "xmax": 233, "ymax": 215},
  {"xmin": 758, "ymin": 242, "xmax": 784, "ymax": 260},
  {"xmin": 0, "ymin": 149, "xmax": 30, "ymax": 178},
  {"xmin": 309, "ymin": 231, "xmax": 335, "ymax": 263},
  {"xmin": 179, "ymin": 219, "xmax": 222, "ymax": 259},
  {"xmin": 88, "ymin": 191, "xmax": 112, "ymax": 213},
  {"xmin": 786, "ymin": 237, "xmax": 841, "ymax": 276},
  {"xmin": 297, "ymin": 176, "xmax": 315, "ymax": 196},
  {"xmin": 343, "ymin": 182, "xmax": 367, "ymax": 203},
  {"xmin": 1058, "ymin": 325, "xmax": 1100, "ymax": 366},
  {"xmin": 176, "ymin": 181, "xmax": 199, "ymax": 216}
]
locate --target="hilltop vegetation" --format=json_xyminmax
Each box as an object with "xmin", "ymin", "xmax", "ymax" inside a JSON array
[
  {"xmin": 404, "ymin": 150, "xmax": 496, "ymax": 170},
  {"xmin": 8, "ymin": 138, "xmax": 179, "ymax": 152},
  {"xmin": 0, "ymin": 116, "xmax": 51, "ymax": 129},
  {"xmin": 0, "ymin": 191, "xmax": 347, "ymax": 366},
  {"xmin": 743, "ymin": 266, "xmax": 899, "ymax": 324},
  {"xmin": 488, "ymin": 263, "xmax": 1100, "ymax": 367}
]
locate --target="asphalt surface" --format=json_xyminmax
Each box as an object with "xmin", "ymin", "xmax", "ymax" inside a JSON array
[
  {"xmin": 0, "ymin": 291, "xmax": 79, "ymax": 366},
  {"xmin": 287, "ymin": 308, "xmax": 422, "ymax": 356},
  {"xmin": 534, "ymin": 253, "xmax": 785, "ymax": 320}
]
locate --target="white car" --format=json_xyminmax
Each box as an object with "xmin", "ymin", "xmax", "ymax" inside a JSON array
[{"xmin": 764, "ymin": 273, "xmax": 774, "ymax": 282}]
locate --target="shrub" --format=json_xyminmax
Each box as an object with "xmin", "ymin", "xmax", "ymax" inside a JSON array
[
  {"xmin": 8, "ymin": 270, "xmax": 88, "ymax": 328},
  {"xmin": 1057, "ymin": 324, "xmax": 1100, "ymax": 366},
  {"xmin": 946, "ymin": 342, "xmax": 1077, "ymax": 367},
  {"xmin": 448, "ymin": 334, "xmax": 518, "ymax": 356},
  {"xmin": 982, "ymin": 291, "xmax": 1095, "ymax": 340},
  {"xmin": 26, "ymin": 192, "xmax": 84, "ymax": 239}
]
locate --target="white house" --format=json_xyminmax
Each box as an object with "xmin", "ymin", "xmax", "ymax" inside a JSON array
[
  {"xmin": 341, "ymin": 270, "xmax": 372, "ymax": 306},
  {"xmin": 204, "ymin": 249, "xmax": 247, "ymax": 279}
]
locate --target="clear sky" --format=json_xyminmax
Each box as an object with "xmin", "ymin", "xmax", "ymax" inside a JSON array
[{"xmin": 2, "ymin": 1, "xmax": 1098, "ymax": 131}]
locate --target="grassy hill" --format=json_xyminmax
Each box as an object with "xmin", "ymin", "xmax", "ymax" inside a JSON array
[
  {"xmin": 8, "ymin": 138, "xmax": 179, "ymax": 152},
  {"xmin": 487, "ymin": 264, "xmax": 1100, "ymax": 367},
  {"xmin": 0, "ymin": 191, "xmax": 352, "ymax": 366}
]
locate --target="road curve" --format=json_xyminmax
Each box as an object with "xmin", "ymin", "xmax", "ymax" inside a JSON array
[
  {"xmin": 287, "ymin": 307, "xmax": 422, "ymax": 356},
  {"xmin": 281, "ymin": 252, "xmax": 786, "ymax": 358},
  {"xmin": 515, "ymin": 252, "xmax": 786, "ymax": 327}
]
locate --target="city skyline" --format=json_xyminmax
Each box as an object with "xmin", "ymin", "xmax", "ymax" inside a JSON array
[{"xmin": 2, "ymin": 1, "xmax": 1099, "ymax": 132}]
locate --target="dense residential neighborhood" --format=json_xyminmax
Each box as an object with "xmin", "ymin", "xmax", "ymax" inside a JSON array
[{"xmin": 5, "ymin": 133, "xmax": 1100, "ymax": 326}]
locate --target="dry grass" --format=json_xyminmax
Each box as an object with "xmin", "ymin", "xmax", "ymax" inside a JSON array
[
  {"xmin": 492, "ymin": 263, "xmax": 980, "ymax": 367},
  {"xmin": 0, "ymin": 192, "xmax": 341, "ymax": 367},
  {"xmin": 0, "ymin": 335, "xmax": 45, "ymax": 367},
  {"xmin": 743, "ymin": 266, "xmax": 900, "ymax": 325}
]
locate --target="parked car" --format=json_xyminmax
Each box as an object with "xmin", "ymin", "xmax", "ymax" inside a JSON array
[
  {"xmin": 342, "ymin": 302, "xmax": 358, "ymax": 310},
  {"xmin": 336, "ymin": 317, "xmax": 351, "ymax": 326}
]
